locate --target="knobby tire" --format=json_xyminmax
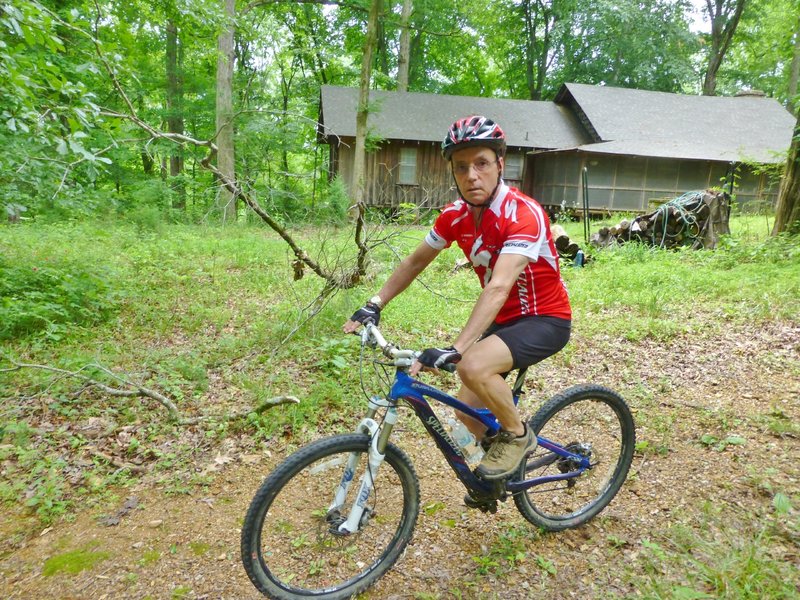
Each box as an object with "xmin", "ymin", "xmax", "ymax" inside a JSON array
[
  {"xmin": 241, "ymin": 434, "xmax": 420, "ymax": 599},
  {"xmin": 513, "ymin": 384, "xmax": 635, "ymax": 531}
]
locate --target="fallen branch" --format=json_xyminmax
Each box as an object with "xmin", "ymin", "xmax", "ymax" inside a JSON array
[
  {"xmin": 178, "ymin": 396, "xmax": 301, "ymax": 426},
  {"xmin": 3, "ymin": 360, "xmax": 180, "ymax": 421},
  {"xmin": 86, "ymin": 446, "xmax": 148, "ymax": 474},
  {"xmin": 4, "ymin": 359, "xmax": 302, "ymax": 427}
]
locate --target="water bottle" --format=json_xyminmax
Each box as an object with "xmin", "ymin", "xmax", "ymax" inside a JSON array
[
  {"xmin": 447, "ymin": 418, "xmax": 484, "ymax": 467},
  {"xmin": 573, "ymin": 250, "xmax": 585, "ymax": 267}
]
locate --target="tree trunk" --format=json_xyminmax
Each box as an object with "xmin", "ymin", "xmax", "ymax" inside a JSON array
[
  {"xmin": 396, "ymin": 0, "xmax": 412, "ymax": 91},
  {"xmin": 301, "ymin": 4, "xmax": 328, "ymax": 85},
  {"xmin": 522, "ymin": 0, "xmax": 536, "ymax": 100},
  {"xmin": 375, "ymin": 0, "xmax": 389, "ymax": 77},
  {"xmin": 216, "ymin": 0, "xmax": 237, "ymax": 223},
  {"xmin": 789, "ymin": 16, "xmax": 800, "ymax": 114},
  {"xmin": 350, "ymin": 0, "xmax": 379, "ymax": 218},
  {"xmin": 772, "ymin": 115, "xmax": 800, "ymax": 235},
  {"xmin": 166, "ymin": 19, "xmax": 185, "ymax": 208},
  {"xmin": 702, "ymin": 0, "xmax": 746, "ymax": 96}
]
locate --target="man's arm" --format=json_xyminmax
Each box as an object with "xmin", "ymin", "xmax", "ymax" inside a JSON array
[
  {"xmin": 452, "ymin": 253, "xmax": 529, "ymax": 353},
  {"xmin": 343, "ymin": 241, "xmax": 440, "ymax": 333},
  {"xmin": 375, "ymin": 241, "xmax": 440, "ymax": 306}
]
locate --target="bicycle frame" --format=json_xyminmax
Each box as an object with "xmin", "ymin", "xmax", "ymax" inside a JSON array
[
  {"xmin": 333, "ymin": 324, "xmax": 592, "ymax": 534},
  {"xmin": 389, "ymin": 369, "xmax": 592, "ymax": 496}
]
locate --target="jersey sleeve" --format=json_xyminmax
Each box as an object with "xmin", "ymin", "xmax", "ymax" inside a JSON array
[
  {"xmin": 424, "ymin": 203, "xmax": 462, "ymax": 250},
  {"xmin": 498, "ymin": 197, "xmax": 548, "ymax": 261}
]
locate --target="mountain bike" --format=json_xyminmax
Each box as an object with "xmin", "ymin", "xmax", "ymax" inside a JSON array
[{"xmin": 241, "ymin": 323, "xmax": 635, "ymax": 600}]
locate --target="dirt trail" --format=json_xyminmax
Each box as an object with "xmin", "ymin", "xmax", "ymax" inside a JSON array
[{"xmin": 1, "ymin": 321, "xmax": 798, "ymax": 599}]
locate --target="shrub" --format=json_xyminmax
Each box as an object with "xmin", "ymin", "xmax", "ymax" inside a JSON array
[{"xmin": 0, "ymin": 255, "xmax": 121, "ymax": 341}]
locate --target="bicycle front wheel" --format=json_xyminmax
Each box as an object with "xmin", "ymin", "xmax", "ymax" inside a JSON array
[
  {"xmin": 513, "ymin": 384, "xmax": 635, "ymax": 531},
  {"xmin": 241, "ymin": 434, "xmax": 420, "ymax": 600}
]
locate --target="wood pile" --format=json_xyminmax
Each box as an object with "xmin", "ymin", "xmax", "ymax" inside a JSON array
[
  {"xmin": 551, "ymin": 224, "xmax": 583, "ymax": 261},
  {"xmin": 590, "ymin": 190, "xmax": 731, "ymax": 250}
]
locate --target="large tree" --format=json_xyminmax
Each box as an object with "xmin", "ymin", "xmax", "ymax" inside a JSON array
[
  {"xmin": 166, "ymin": 17, "xmax": 185, "ymax": 207},
  {"xmin": 701, "ymin": 0, "xmax": 747, "ymax": 95},
  {"xmin": 396, "ymin": 0, "xmax": 413, "ymax": 91},
  {"xmin": 216, "ymin": 0, "xmax": 237, "ymax": 222},
  {"xmin": 716, "ymin": 0, "xmax": 797, "ymax": 104},
  {"xmin": 772, "ymin": 115, "xmax": 800, "ymax": 235}
]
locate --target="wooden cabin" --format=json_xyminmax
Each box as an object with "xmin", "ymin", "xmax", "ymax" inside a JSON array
[{"xmin": 317, "ymin": 83, "xmax": 794, "ymax": 213}]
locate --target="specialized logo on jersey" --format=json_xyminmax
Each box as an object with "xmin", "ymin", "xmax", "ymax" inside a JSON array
[{"xmin": 469, "ymin": 235, "xmax": 493, "ymax": 285}]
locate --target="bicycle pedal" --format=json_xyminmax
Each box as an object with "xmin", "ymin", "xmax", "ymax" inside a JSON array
[{"xmin": 464, "ymin": 494, "xmax": 498, "ymax": 513}]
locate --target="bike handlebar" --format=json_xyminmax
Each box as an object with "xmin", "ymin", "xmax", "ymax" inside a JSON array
[{"xmin": 360, "ymin": 323, "xmax": 457, "ymax": 373}]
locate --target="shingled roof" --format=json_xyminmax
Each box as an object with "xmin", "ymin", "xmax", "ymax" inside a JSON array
[
  {"xmin": 555, "ymin": 83, "xmax": 794, "ymax": 163},
  {"xmin": 318, "ymin": 85, "xmax": 590, "ymax": 150}
]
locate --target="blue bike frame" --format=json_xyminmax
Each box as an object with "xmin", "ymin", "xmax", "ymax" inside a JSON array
[{"xmin": 390, "ymin": 370, "xmax": 592, "ymax": 495}]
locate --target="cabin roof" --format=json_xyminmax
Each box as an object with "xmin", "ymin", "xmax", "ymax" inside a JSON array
[{"xmin": 318, "ymin": 85, "xmax": 591, "ymax": 150}]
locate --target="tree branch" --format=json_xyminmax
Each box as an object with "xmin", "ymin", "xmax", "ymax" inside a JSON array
[{"xmin": 4, "ymin": 360, "xmax": 180, "ymax": 420}]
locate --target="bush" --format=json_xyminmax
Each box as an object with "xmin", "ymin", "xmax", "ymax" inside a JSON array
[
  {"xmin": 0, "ymin": 255, "xmax": 121, "ymax": 341},
  {"xmin": 312, "ymin": 176, "xmax": 349, "ymax": 225}
]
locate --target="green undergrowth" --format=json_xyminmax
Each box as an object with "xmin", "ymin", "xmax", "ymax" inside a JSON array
[
  {"xmin": 562, "ymin": 229, "xmax": 799, "ymax": 341},
  {"xmin": 0, "ymin": 218, "xmax": 798, "ymax": 528},
  {"xmin": 626, "ymin": 500, "xmax": 798, "ymax": 599},
  {"xmin": 42, "ymin": 543, "xmax": 111, "ymax": 577}
]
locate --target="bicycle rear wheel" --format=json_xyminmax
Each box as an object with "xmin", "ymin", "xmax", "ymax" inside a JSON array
[
  {"xmin": 241, "ymin": 434, "xmax": 420, "ymax": 600},
  {"xmin": 513, "ymin": 384, "xmax": 635, "ymax": 531}
]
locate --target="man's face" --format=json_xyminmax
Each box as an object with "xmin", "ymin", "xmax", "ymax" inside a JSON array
[{"xmin": 451, "ymin": 146, "xmax": 503, "ymax": 205}]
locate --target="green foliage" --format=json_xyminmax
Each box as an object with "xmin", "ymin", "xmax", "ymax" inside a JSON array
[
  {"xmin": 633, "ymin": 508, "xmax": 799, "ymax": 599},
  {"xmin": 718, "ymin": 0, "xmax": 797, "ymax": 105},
  {"xmin": 698, "ymin": 433, "xmax": 747, "ymax": 452},
  {"xmin": 470, "ymin": 523, "xmax": 539, "ymax": 576},
  {"xmin": 0, "ymin": 254, "xmax": 120, "ymax": 341},
  {"xmin": 1, "ymin": 1, "xmax": 112, "ymax": 218},
  {"xmin": 42, "ymin": 545, "xmax": 111, "ymax": 576},
  {"xmin": 564, "ymin": 233, "xmax": 800, "ymax": 339},
  {"xmin": 0, "ymin": 424, "xmax": 71, "ymax": 523},
  {"xmin": 310, "ymin": 176, "xmax": 349, "ymax": 225},
  {"xmin": 0, "ymin": 0, "xmax": 787, "ymax": 230},
  {"xmin": 1, "ymin": 218, "xmax": 797, "ymax": 534}
]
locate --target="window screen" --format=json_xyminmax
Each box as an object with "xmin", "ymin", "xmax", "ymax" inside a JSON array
[
  {"xmin": 398, "ymin": 147, "xmax": 417, "ymax": 185},
  {"xmin": 504, "ymin": 153, "xmax": 524, "ymax": 181}
]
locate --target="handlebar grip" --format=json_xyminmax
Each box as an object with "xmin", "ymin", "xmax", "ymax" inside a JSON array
[{"xmin": 441, "ymin": 363, "xmax": 458, "ymax": 373}]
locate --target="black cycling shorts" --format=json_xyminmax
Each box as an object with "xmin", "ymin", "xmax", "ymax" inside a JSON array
[{"xmin": 482, "ymin": 315, "xmax": 571, "ymax": 371}]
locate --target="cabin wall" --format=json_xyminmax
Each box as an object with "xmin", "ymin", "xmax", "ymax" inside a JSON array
[
  {"xmin": 331, "ymin": 138, "xmax": 528, "ymax": 208},
  {"xmin": 531, "ymin": 152, "xmax": 780, "ymax": 212}
]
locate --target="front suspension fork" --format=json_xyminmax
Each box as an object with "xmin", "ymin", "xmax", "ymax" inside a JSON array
[{"xmin": 331, "ymin": 397, "xmax": 398, "ymax": 534}]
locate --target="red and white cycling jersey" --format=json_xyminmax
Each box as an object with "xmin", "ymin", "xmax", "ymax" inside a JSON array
[{"xmin": 425, "ymin": 183, "xmax": 571, "ymax": 324}]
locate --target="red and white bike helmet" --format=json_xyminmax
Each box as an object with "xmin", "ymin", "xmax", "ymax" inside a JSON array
[{"xmin": 442, "ymin": 115, "xmax": 506, "ymax": 160}]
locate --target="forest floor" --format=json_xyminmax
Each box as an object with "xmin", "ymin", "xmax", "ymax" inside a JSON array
[{"xmin": 1, "ymin": 319, "xmax": 799, "ymax": 599}]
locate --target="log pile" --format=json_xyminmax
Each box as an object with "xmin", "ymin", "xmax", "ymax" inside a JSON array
[
  {"xmin": 550, "ymin": 223, "xmax": 585, "ymax": 265},
  {"xmin": 551, "ymin": 224, "xmax": 583, "ymax": 261},
  {"xmin": 590, "ymin": 190, "xmax": 731, "ymax": 250}
]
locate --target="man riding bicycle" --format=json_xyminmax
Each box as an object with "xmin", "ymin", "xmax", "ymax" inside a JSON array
[{"xmin": 344, "ymin": 115, "xmax": 571, "ymax": 485}]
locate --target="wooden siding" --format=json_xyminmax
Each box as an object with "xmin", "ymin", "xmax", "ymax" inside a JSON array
[{"xmin": 332, "ymin": 138, "xmax": 527, "ymax": 208}]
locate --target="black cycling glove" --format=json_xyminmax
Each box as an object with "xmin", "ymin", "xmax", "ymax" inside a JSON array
[
  {"xmin": 417, "ymin": 345, "xmax": 462, "ymax": 370},
  {"xmin": 349, "ymin": 302, "xmax": 382, "ymax": 326}
]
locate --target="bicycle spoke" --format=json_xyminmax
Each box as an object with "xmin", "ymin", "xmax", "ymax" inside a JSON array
[
  {"xmin": 514, "ymin": 385, "xmax": 635, "ymax": 531},
  {"xmin": 242, "ymin": 435, "xmax": 420, "ymax": 599}
]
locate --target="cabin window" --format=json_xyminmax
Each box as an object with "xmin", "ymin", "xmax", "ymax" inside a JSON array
[
  {"xmin": 503, "ymin": 153, "xmax": 524, "ymax": 181},
  {"xmin": 398, "ymin": 147, "xmax": 418, "ymax": 185}
]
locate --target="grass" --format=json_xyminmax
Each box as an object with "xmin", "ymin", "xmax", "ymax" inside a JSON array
[
  {"xmin": 42, "ymin": 544, "xmax": 111, "ymax": 576},
  {"xmin": 0, "ymin": 216, "xmax": 798, "ymax": 596},
  {"xmin": 629, "ymin": 504, "xmax": 799, "ymax": 599}
]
